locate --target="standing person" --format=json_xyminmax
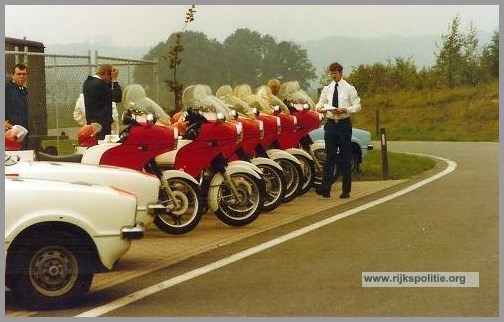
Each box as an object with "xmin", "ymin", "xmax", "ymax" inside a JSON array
[
  {"xmin": 315, "ymin": 62, "xmax": 361, "ymax": 199},
  {"xmin": 83, "ymin": 64, "xmax": 122, "ymax": 140},
  {"xmin": 5, "ymin": 63, "xmax": 30, "ymax": 149},
  {"xmin": 73, "ymin": 93, "xmax": 119, "ymax": 130},
  {"xmin": 267, "ymin": 78, "xmax": 282, "ymax": 97}
]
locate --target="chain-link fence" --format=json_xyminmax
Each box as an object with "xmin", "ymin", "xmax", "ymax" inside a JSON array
[{"xmin": 5, "ymin": 49, "xmax": 158, "ymax": 154}]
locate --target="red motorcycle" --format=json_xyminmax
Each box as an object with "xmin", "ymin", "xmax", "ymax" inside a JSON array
[
  {"xmin": 38, "ymin": 109, "xmax": 204, "ymax": 235},
  {"xmin": 257, "ymin": 104, "xmax": 317, "ymax": 197},
  {"xmin": 227, "ymin": 111, "xmax": 287, "ymax": 212},
  {"xmin": 276, "ymin": 100, "xmax": 323, "ymax": 193},
  {"xmin": 156, "ymin": 108, "xmax": 266, "ymax": 227}
]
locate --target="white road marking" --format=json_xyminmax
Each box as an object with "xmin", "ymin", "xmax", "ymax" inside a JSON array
[{"xmin": 76, "ymin": 154, "xmax": 457, "ymax": 317}]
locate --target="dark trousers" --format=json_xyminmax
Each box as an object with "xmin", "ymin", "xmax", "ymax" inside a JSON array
[
  {"xmin": 320, "ymin": 118, "xmax": 352, "ymax": 194},
  {"xmin": 97, "ymin": 123, "xmax": 112, "ymax": 140}
]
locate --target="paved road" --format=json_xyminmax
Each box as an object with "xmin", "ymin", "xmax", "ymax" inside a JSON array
[{"xmin": 8, "ymin": 142, "xmax": 499, "ymax": 317}]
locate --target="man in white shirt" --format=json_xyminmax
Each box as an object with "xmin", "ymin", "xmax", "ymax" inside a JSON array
[{"xmin": 315, "ymin": 62, "xmax": 361, "ymax": 199}]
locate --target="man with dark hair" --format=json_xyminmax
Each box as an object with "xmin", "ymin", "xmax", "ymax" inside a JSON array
[
  {"xmin": 315, "ymin": 62, "xmax": 361, "ymax": 199},
  {"xmin": 83, "ymin": 64, "xmax": 122, "ymax": 140},
  {"xmin": 5, "ymin": 63, "xmax": 30, "ymax": 149}
]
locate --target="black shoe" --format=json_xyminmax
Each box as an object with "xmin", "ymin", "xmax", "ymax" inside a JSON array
[
  {"xmin": 316, "ymin": 187, "xmax": 330, "ymax": 198},
  {"xmin": 339, "ymin": 192, "xmax": 350, "ymax": 199}
]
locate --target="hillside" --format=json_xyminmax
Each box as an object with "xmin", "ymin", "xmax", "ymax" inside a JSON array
[
  {"xmin": 350, "ymin": 81, "xmax": 499, "ymax": 142},
  {"xmin": 301, "ymin": 35, "xmax": 441, "ymax": 72}
]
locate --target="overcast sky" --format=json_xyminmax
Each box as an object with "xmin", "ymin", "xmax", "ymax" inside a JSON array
[{"xmin": 4, "ymin": 5, "xmax": 499, "ymax": 47}]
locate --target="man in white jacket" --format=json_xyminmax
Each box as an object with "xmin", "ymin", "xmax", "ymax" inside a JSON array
[{"xmin": 315, "ymin": 62, "xmax": 361, "ymax": 199}]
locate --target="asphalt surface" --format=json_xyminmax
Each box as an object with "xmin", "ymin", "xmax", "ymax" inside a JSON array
[{"xmin": 6, "ymin": 141, "xmax": 499, "ymax": 317}]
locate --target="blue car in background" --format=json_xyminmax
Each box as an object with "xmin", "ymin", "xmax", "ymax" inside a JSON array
[{"xmin": 308, "ymin": 126, "xmax": 374, "ymax": 172}]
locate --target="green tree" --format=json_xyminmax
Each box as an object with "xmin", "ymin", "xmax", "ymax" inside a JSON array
[
  {"xmin": 434, "ymin": 15, "xmax": 465, "ymax": 88},
  {"xmin": 461, "ymin": 22, "xmax": 480, "ymax": 85},
  {"xmin": 346, "ymin": 63, "xmax": 390, "ymax": 96},
  {"xmin": 389, "ymin": 57, "xmax": 419, "ymax": 90},
  {"xmin": 223, "ymin": 28, "xmax": 316, "ymax": 89},
  {"xmin": 140, "ymin": 31, "xmax": 225, "ymax": 110},
  {"xmin": 167, "ymin": 5, "xmax": 196, "ymax": 111},
  {"xmin": 223, "ymin": 28, "xmax": 267, "ymax": 86},
  {"xmin": 480, "ymin": 31, "xmax": 499, "ymax": 80},
  {"xmin": 135, "ymin": 27, "xmax": 317, "ymax": 104},
  {"xmin": 270, "ymin": 41, "xmax": 317, "ymax": 89}
]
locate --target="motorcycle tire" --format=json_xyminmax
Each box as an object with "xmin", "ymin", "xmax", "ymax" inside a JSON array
[
  {"xmin": 257, "ymin": 163, "xmax": 286, "ymax": 212},
  {"xmin": 215, "ymin": 171, "xmax": 266, "ymax": 227},
  {"xmin": 274, "ymin": 157, "xmax": 303, "ymax": 203},
  {"xmin": 294, "ymin": 154, "xmax": 316, "ymax": 196},
  {"xmin": 154, "ymin": 177, "xmax": 204, "ymax": 235},
  {"xmin": 312, "ymin": 147, "xmax": 337, "ymax": 187}
]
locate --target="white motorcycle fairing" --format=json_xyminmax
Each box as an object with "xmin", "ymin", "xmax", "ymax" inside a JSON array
[{"xmin": 80, "ymin": 143, "xmax": 121, "ymax": 165}]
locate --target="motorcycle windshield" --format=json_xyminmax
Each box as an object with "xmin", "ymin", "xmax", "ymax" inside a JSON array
[
  {"xmin": 182, "ymin": 84, "xmax": 233, "ymax": 120},
  {"xmin": 278, "ymin": 81, "xmax": 316, "ymax": 110},
  {"xmin": 256, "ymin": 85, "xmax": 289, "ymax": 113},
  {"xmin": 216, "ymin": 85, "xmax": 256, "ymax": 118},
  {"xmin": 233, "ymin": 84, "xmax": 274, "ymax": 115}
]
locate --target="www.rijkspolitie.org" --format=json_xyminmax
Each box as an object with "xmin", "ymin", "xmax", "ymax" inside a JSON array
[{"xmin": 362, "ymin": 272, "xmax": 479, "ymax": 287}]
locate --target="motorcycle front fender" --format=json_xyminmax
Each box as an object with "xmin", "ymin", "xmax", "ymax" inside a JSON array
[
  {"xmin": 207, "ymin": 163, "xmax": 264, "ymax": 212},
  {"xmin": 250, "ymin": 157, "xmax": 283, "ymax": 172},
  {"xmin": 285, "ymin": 148, "xmax": 314, "ymax": 162},
  {"xmin": 228, "ymin": 160, "xmax": 263, "ymax": 176},
  {"xmin": 161, "ymin": 169, "xmax": 199, "ymax": 186},
  {"xmin": 309, "ymin": 141, "xmax": 325, "ymax": 153},
  {"xmin": 266, "ymin": 148, "xmax": 302, "ymax": 165}
]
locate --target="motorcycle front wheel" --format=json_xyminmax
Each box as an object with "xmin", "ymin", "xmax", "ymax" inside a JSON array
[
  {"xmin": 215, "ymin": 171, "xmax": 266, "ymax": 227},
  {"xmin": 257, "ymin": 163, "xmax": 286, "ymax": 212},
  {"xmin": 154, "ymin": 177, "xmax": 204, "ymax": 235},
  {"xmin": 294, "ymin": 154, "xmax": 316, "ymax": 196},
  {"xmin": 274, "ymin": 157, "xmax": 302, "ymax": 203}
]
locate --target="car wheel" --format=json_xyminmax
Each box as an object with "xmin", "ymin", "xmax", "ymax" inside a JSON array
[
  {"xmin": 8, "ymin": 238, "xmax": 93, "ymax": 309},
  {"xmin": 312, "ymin": 143, "xmax": 361, "ymax": 186}
]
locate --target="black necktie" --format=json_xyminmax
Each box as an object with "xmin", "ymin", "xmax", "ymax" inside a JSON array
[{"xmin": 332, "ymin": 83, "xmax": 338, "ymax": 107}]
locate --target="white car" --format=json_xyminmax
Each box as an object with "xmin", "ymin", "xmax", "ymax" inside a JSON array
[
  {"xmin": 5, "ymin": 176, "xmax": 144, "ymax": 308},
  {"xmin": 5, "ymin": 156, "xmax": 161, "ymax": 228}
]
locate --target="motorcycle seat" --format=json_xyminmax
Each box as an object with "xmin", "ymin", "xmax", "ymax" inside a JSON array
[{"xmin": 37, "ymin": 151, "xmax": 84, "ymax": 163}]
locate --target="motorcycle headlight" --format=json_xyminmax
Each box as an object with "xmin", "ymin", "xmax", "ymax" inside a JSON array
[
  {"xmin": 146, "ymin": 113, "xmax": 156, "ymax": 126},
  {"xmin": 230, "ymin": 110, "xmax": 239, "ymax": 120},
  {"xmin": 276, "ymin": 116, "xmax": 282, "ymax": 134},
  {"xmin": 216, "ymin": 112, "xmax": 226, "ymax": 123},
  {"xmin": 258, "ymin": 120, "xmax": 264, "ymax": 140},
  {"xmin": 235, "ymin": 122, "xmax": 243, "ymax": 143}
]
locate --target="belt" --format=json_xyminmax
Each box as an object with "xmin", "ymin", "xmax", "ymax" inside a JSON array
[{"xmin": 327, "ymin": 117, "xmax": 350, "ymax": 123}]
